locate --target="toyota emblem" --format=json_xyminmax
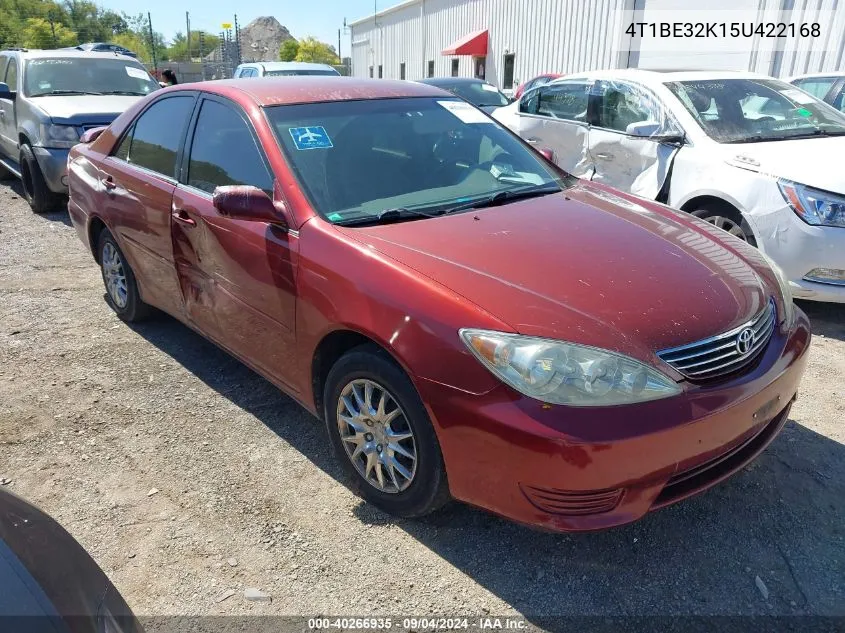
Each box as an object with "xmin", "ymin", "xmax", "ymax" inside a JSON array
[{"xmin": 735, "ymin": 327, "xmax": 755, "ymax": 355}]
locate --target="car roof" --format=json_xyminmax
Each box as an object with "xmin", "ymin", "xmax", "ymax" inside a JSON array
[
  {"xmin": 557, "ymin": 68, "xmax": 774, "ymax": 85},
  {"xmin": 6, "ymin": 48, "xmax": 138, "ymax": 60},
  {"xmin": 238, "ymin": 61, "xmax": 337, "ymax": 71},
  {"xmin": 176, "ymin": 77, "xmax": 449, "ymax": 106},
  {"xmin": 418, "ymin": 77, "xmax": 488, "ymax": 86}
]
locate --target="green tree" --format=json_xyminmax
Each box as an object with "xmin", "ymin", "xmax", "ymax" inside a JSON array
[
  {"xmin": 168, "ymin": 30, "xmax": 219, "ymax": 61},
  {"xmin": 279, "ymin": 38, "xmax": 298, "ymax": 61},
  {"xmin": 294, "ymin": 36, "xmax": 339, "ymax": 64},
  {"xmin": 22, "ymin": 17, "xmax": 77, "ymax": 48}
]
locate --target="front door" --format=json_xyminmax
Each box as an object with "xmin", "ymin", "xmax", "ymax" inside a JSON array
[
  {"xmin": 587, "ymin": 80, "xmax": 680, "ymax": 199},
  {"xmin": 99, "ymin": 94, "xmax": 197, "ymax": 317},
  {"xmin": 0, "ymin": 56, "xmax": 18, "ymax": 161},
  {"xmin": 171, "ymin": 96, "xmax": 299, "ymax": 390},
  {"xmin": 516, "ymin": 79, "xmax": 594, "ymax": 178}
]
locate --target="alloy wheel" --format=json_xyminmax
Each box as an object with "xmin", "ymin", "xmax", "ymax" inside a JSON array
[
  {"xmin": 701, "ymin": 214, "xmax": 748, "ymax": 241},
  {"xmin": 101, "ymin": 242, "xmax": 128, "ymax": 308},
  {"xmin": 336, "ymin": 378, "xmax": 418, "ymax": 494}
]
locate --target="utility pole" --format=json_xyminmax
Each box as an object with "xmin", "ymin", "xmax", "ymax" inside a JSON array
[
  {"xmin": 337, "ymin": 28, "xmax": 341, "ymax": 63},
  {"xmin": 147, "ymin": 12, "xmax": 158, "ymax": 71},
  {"xmin": 233, "ymin": 15, "xmax": 241, "ymax": 65},
  {"xmin": 198, "ymin": 31, "xmax": 205, "ymax": 79},
  {"xmin": 185, "ymin": 11, "xmax": 191, "ymax": 61},
  {"xmin": 48, "ymin": 14, "xmax": 57, "ymax": 47}
]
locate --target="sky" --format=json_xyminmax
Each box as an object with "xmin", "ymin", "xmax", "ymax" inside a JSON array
[{"xmin": 96, "ymin": 0, "xmax": 387, "ymax": 56}]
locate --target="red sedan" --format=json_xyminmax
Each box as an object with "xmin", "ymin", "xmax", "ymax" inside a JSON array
[
  {"xmin": 67, "ymin": 78, "xmax": 810, "ymax": 532},
  {"xmin": 514, "ymin": 73, "xmax": 563, "ymax": 99}
]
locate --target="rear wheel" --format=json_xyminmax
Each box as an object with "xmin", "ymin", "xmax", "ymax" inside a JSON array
[
  {"xmin": 97, "ymin": 230, "xmax": 153, "ymax": 322},
  {"xmin": 20, "ymin": 144, "xmax": 61, "ymax": 213},
  {"xmin": 324, "ymin": 346, "xmax": 450, "ymax": 518},
  {"xmin": 691, "ymin": 205, "xmax": 757, "ymax": 247}
]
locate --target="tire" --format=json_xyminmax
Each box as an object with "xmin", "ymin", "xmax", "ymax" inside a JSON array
[
  {"xmin": 323, "ymin": 345, "xmax": 450, "ymax": 518},
  {"xmin": 691, "ymin": 205, "xmax": 757, "ymax": 247},
  {"xmin": 20, "ymin": 144, "xmax": 61, "ymax": 213},
  {"xmin": 97, "ymin": 229, "xmax": 153, "ymax": 322}
]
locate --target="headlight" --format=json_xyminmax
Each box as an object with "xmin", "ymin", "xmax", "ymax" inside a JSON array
[
  {"xmin": 459, "ymin": 329, "xmax": 682, "ymax": 407},
  {"xmin": 39, "ymin": 123, "xmax": 80, "ymax": 148},
  {"xmin": 760, "ymin": 252, "xmax": 795, "ymax": 327},
  {"xmin": 778, "ymin": 180, "xmax": 845, "ymax": 228}
]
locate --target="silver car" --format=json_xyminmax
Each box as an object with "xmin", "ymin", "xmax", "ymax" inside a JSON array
[{"xmin": 0, "ymin": 48, "xmax": 158, "ymax": 213}]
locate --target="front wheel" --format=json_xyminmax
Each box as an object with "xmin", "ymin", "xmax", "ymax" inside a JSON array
[
  {"xmin": 20, "ymin": 144, "xmax": 62, "ymax": 213},
  {"xmin": 97, "ymin": 230, "xmax": 153, "ymax": 322},
  {"xmin": 691, "ymin": 206, "xmax": 757, "ymax": 247},
  {"xmin": 324, "ymin": 346, "xmax": 450, "ymax": 518}
]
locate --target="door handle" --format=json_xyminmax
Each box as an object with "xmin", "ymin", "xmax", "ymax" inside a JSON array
[
  {"xmin": 525, "ymin": 138, "xmax": 540, "ymax": 144},
  {"xmin": 595, "ymin": 152, "xmax": 614, "ymax": 160},
  {"xmin": 172, "ymin": 209, "xmax": 197, "ymax": 227},
  {"xmin": 101, "ymin": 175, "xmax": 116, "ymax": 190}
]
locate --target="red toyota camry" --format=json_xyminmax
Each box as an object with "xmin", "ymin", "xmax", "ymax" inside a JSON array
[{"xmin": 67, "ymin": 78, "xmax": 810, "ymax": 532}]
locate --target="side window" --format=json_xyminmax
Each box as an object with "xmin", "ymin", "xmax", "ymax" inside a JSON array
[
  {"xmin": 537, "ymin": 82, "xmax": 590, "ymax": 121},
  {"xmin": 115, "ymin": 96, "xmax": 194, "ymax": 177},
  {"xmin": 187, "ymin": 99, "xmax": 273, "ymax": 194},
  {"xmin": 5, "ymin": 59, "xmax": 17, "ymax": 90},
  {"xmin": 0, "ymin": 56, "xmax": 7, "ymax": 87},
  {"xmin": 519, "ymin": 87, "xmax": 540, "ymax": 114},
  {"xmin": 595, "ymin": 81, "xmax": 666, "ymax": 133},
  {"xmin": 792, "ymin": 77, "xmax": 837, "ymax": 100},
  {"xmin": 114, "ymin": 125, "xmax": 133, "ymax": 161}
]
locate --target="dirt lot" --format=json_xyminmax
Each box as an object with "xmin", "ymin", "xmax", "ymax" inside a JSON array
[{"xmin": 1, "ymin": 180, "xmax": 844, "ymax": 622}]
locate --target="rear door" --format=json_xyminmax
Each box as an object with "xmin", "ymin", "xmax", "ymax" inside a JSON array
[
  {"xmin": 171, "ymin": 95, "xmax": 300, "ymax": 389},
  {"xmin": 515, "ymin": 79, "xmax": 594, "ymax": 178},
  {"xmin": 98, "ymin": 93, "xmax": 197, "ymax": 317},
  {"xmin": 588, "ymin": 79, "xmax": 681, "ymax": 199},
  {"xmin": 0, "ymin": 55, "xmax": 18, "ymax": 161}
]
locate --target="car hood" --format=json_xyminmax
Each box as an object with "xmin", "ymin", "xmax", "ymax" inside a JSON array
[
  {"xmin": 337, "ymin": 182, "xmax": 770, "ymax": 362},
  {"xmin": 29, "ymin": 95, "xmax": 144, "ymax": 124},
  {"xmin": 723, "ymin": 135, "xmax": 845, "ymax": 193}
]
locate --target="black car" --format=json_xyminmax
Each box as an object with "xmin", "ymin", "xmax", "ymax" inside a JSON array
[
  {"xmin": 74, "ymin": 43, "xmax": 139, "ymax": 59},
  {"xmin": 417, "ymin": 77, "xmax": 511, "ymax": 113},
  {"xmin": 0, "ymin": 487, "xmax": 143, "ymax": 633}
]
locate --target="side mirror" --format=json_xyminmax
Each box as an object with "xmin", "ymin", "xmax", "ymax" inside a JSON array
[
  {"xmin": 80, "ymin": 126, "xmax": 107, "ymax": 144},
  {"xmin": 625, "ymin": 120, "xmax": 685, "ymax": 144},
  {"xmin": 0, "ymin": 82, "xmax": 14, "ymax": 100},
  {"xmin": 212, "ymin": 185, "xmax": 288, "ymax": 227}
]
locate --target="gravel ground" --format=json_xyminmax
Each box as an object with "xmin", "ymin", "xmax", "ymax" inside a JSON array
[{"xmin": 1, "ymin": 181, "xmax": 843, "ymax": 622}]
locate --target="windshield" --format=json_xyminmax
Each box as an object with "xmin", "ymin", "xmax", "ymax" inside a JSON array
[
  {"xmin": 265, "ymin": 97, "xmax": 569, "ymax": 224},
  {"xmin": 665, "ymin": 78, "xmax": 845, "ymax": 143},
  {"xmin": 24, "ymin": 57, "xmax": 159, "ymax": 97},
  {"xmin": 266, "ymin": 69, "xmax": 340, "ymax": 77},
  {"xmin": 444, "ymin": 82, "xmax": 510, "ymax": 107}
]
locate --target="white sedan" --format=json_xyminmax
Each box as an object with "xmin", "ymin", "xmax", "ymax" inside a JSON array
[{"xmin": 492, "ymin": 69, "xmax": 845, "ymax": 303}]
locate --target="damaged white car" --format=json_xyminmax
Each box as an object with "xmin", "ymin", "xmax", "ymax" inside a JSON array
[{"xmin": 492, "ymin": 70, "xmax": 845, "ymax": 303}]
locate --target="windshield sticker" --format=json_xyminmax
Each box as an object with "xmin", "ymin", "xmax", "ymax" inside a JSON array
[
  {"xmin": 289, "ymin": 126, "xmax": 333, "ymax": 150},
  {"xmin": 796, "ymin": 107, "xmax": 813, "ymax": 117},
  {"xmin": 437, "ymin": 100, "xmax": 490, "ymax": 124},
  {"xmin": 125, "ymin": 66, "xmax": 149, "ymax": 80},
  {"xmin": 780, "ymin": 88, "xmax": 815, "ymax": 105},
  {"xmin": 481, "ymin": 84, "xmax": 498, "ymax": 92},
  {"xmin": 327, "ymin": 212, "xmax": 343, "ymax": 221}
]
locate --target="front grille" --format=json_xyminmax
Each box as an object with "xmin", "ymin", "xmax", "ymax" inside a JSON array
[
  {"xmin": 657, "ymin": 300, "xmax": 776, "ymax": 380},
  {"xmin": 519, "ymin": 484, "xmax": 623, "ymax": 516}
]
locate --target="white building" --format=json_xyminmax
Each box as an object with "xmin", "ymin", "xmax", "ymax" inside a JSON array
[{"xmin": 349, "ymin": 0, "xmax": 845, "ymax": 90}]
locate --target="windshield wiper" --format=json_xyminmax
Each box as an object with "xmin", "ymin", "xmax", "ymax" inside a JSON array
[
  {"xmin": 729, "ymin": 128, "xmax": 845, "ymax": 143},
  {"xmin": 333, "ymin": 207, "xmax": 440, "ymax": 227},
  {"xmin": 100, "ymin": 90, "xmax": 148, "ymax": 96},
  {"xmin": 438, "ymin": 183, "xmax": 561, "ymax": 216},
  {"xmin": 30, "ymin": 90, "xmax": 104, "ymax": 96}
]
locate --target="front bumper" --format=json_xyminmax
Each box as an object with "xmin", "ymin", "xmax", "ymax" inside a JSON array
[
  {"xmin": 32, "ymin": 146, "xmax": 70, "ymax": 194},
  {"xmin": 419, "ymin": 308, "xmax": 811, "ymax": 532},
  {"xmin": 756, "ymin": 204, "xmax": 845, "ymax": 303}
]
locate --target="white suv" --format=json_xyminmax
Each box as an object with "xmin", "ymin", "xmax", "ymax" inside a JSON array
[
  {"xmin": 233, "ymin": 62, "xmax": 340, "ymax": 78},
  {"xmin": 493, "ymin": 69, "xmax": 845, "ymax": 303}
]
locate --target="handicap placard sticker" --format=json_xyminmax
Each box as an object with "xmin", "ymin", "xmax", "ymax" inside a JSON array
[{"xmin": 289, "ymin": 126, "xmax": 333, "ymax": 150}]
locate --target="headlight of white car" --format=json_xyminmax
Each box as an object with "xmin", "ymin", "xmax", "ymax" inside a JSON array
[
  {"xmin": 760, "ymin": 252, "xmax": 795, "ymax": 327},
  {"xmin": 459, "ymin": 329, "xmax": 682, "ymax": 407},
  {"xmin": 39, "ymin": 123, "xmax": 80, "ymax": 149},
  {"xmin": 778, "ymin": 180, "xmax": 845, "ymax": 228}
]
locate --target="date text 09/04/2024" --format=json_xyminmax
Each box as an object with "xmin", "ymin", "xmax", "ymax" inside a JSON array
[
  {"xmin": 625, "ymin": 22, "xmax": 821, "ymax": 38},
  {"xmin": 307, "ymin": 618, "xmax": 527, "ymax": 630}
]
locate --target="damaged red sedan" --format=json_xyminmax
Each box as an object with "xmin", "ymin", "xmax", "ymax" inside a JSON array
[{"xmin": 67, "ymin": 78, "xmax": 810, "ymax": 531}]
